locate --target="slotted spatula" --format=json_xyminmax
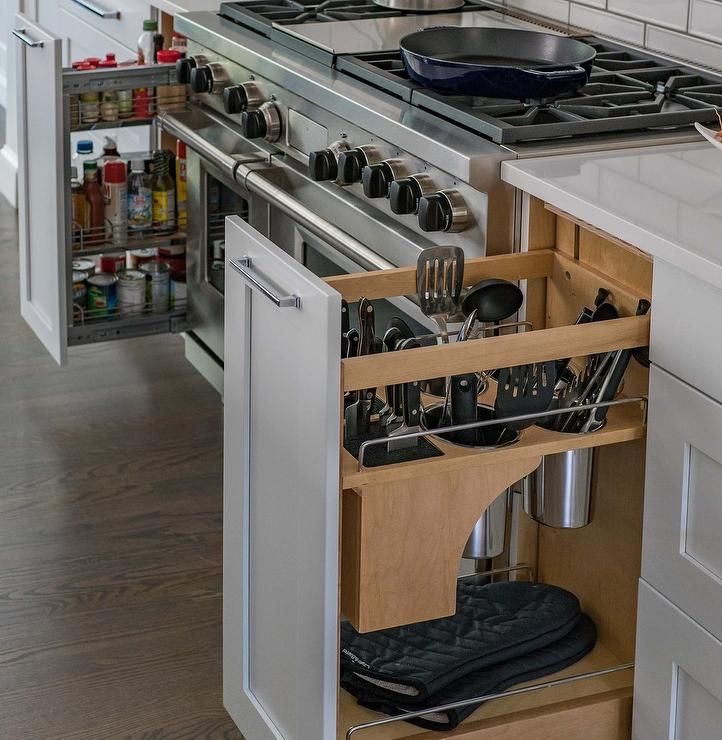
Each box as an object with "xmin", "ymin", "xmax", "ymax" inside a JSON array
[
  {"xmin": 416, "ymin": 246, "xmax": 464, "ymax": 341},
  {"xmin": 494, "ymin": 361, "xmax": 557, "ymax": 432}
]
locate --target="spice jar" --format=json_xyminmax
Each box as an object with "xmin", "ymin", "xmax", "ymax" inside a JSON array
[
  {"xmin": 100, "ymin": 91, "xmax": 120, "ymax": 122},
  {"xmin": 117, "ymin": 89, "xmax": 133, "ymax": 119},
  {"xmin": 79, "ymin": 90, "xmax": 100, "ymax": 124},
  {"xmin": 156, "ymin": 50, "xmax": 186, "ymax": 113}
]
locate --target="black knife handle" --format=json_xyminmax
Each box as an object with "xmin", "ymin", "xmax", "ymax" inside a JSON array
[
  {"xmin": 358, "ymin": 298, "xmax": 376, "ymax": 358},
  {"xmin": 403, "ymin": 381, "xmax": 422, "ymax": 428},
  {"xmin": 450, "ymin": 373, "xmax": 478, "ymax": 445},
  {"xmin": 341, "ymin": 299, "xmax": 350, "ymax": 337}
]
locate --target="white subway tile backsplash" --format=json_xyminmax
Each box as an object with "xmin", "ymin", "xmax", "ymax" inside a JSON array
[
  {"xmin": 569, "ymin": 4, "xmax": 646, "ymax": 44},
  {"xmin": 646, "ymin": 24, "xmax": 722, "ymax": 69},
  {"xmin": 608, "ymin": 0, "xmax": 689, "ymax": 31},
  {"xmin": 505, "ymin": 0, "xmax": 570, "ymax": 23},
  {"xmin": 511, "ymin": 0, "xmax": 722, "ymax": 74},
  {"xmin": 690, "ymin": 0, "xmax": 722, "ymax": 43}
]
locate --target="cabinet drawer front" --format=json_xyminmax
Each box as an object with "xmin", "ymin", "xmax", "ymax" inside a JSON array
[
  {"xmin": 642, "ymin": 365, "xmax": 722, "ymax": 640},
  {"xmin": 59, "ymin": 0, "xmax": 149, "ymax": 55},
  {"xmin": 58, "ymin": 7, "xmax": 134, "ymax": 63},
  {"xmin": 634, "ymin": 581, "xmax": 722, "ymax": 740},
  {"xmin": 651, "ymin": 260, "xmax": 722, "ymax": 402}
]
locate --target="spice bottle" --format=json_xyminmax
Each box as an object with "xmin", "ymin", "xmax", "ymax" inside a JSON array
[
  {"xmin": 79, "ymin": 90, "xmax": 100, "ymax": 124},
  {"xmin": 103, "ymin": 161, "xmax": 128, "ymax": 245},
  {"xmin": 156, "ymin": 49, "xmax": 186, "ymax": 112},
  {"xmin": 72, "ymin": 140, "xmax": 95, "ymax": 182},
  {"xmin": 70, "ymin": 167, "xmax": 85, "ymax": 244},
  {"xmin": 151, "ymin": 151, "xmax": 176, "ymax": 233},
  {"xmin": 175, "ymin": 140, "xmax": 187, "ymax": 229},
  {"xmin": 97, "ymin": 137, "xmax": 121, "ymax": 183},
  {"xmin": 83, "ymin": 161, "xmax": 105, "ymax": 245},
  {"xmin": 127, "ymin": 159, "xmax": 153, "ymax": 233},
  {"xmin": 137, "ymin": 19, "xmax": 158, "ymax": 65},
  {"xmin": 100, "ymin": 91, "xmax": 120, "ymax": 122}
]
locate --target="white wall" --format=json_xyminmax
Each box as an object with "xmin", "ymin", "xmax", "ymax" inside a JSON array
[{"xmin": 502, "ymin": 0, "xmax": 722, "ymax": 71}]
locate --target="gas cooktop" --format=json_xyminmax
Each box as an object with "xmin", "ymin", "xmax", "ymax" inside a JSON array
[
  {"xmin": 219, "ymin": 0, "xmax": 493, "ymax": 37},
  {"xmin": 337, "ymin": 38, "xmax": 722, "ymax": 144}
]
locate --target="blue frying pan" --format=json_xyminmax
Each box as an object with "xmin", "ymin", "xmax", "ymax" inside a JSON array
[{"xmin": 400, "ymin": 27, "xmax": 596, "ymax": 100}]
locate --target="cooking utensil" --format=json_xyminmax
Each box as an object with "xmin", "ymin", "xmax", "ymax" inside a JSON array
[
  {"xmin": 463, "ymin": 490, "xmax": 509, "ymax": 560},
  {"xmin": 379, "ymin": 325, "xmax": 402, "ymax": 418},
  {"xmin": 345, "ymin": 299, "xmax": 377, "ymax": 438},
  {"xmin": 345, "ymin": 327, "xmax": 359, "ymax": 359},
  {"xmin": 383, "ymin": 318, "xmax": 416, "ymax": 429},
  {"xmin": 387, "ymin": 338, "xmax": 423, "ymax": 452},
  {"xmin": 449, "ymin": 373, "xmax": 478, "ymax": 446},
  {"xmin": 416, "ymin": 246, "xmax": 464, "ymax": 342},
  {"xmin": 400, "ymin": 28, "xmax": 596, "ymax": 99},
  {"xmin": 581, "ymin": 298, "xmax": 652, "ymax": 433},
  {"xmin": 438, "ymin": 309, "xmax": 479, "ymax": 424},
  {"xmin": 494, "ymin": 362, "xmax": 557, "ymax": 432},
  {"xmin": 373, "ymin": 0, "xmax": 463, "ymax": 11},
  {"xmin": 461, "ymin": 278, "xmax": 523, "ymax": 324},
  {"xmin": 558, "ymin": 351, "xmax": 614, "ymax": 433},
  {"xmin": 341, "ymin": 299, "xmax": 350, "ymax": 357}
]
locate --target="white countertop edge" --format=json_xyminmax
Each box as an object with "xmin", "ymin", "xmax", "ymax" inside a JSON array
[
  {"xmin": 153, "ymin": 0, "xmax": 219, "ymax": 15},
  {"xmin": 501, "ymin": 160, "xmax": 722, "ymax": 291}
]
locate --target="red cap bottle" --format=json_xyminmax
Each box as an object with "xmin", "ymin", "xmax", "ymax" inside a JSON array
[
  {"xmin": 156, "ymin": 49, "xmax": 182, "ymax": 64},
  {"xmin": 103, "ymin": 161, "xmax": 127, "ymax": 184}
]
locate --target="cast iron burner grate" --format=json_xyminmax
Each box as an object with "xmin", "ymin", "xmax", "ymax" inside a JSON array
[
  {"xmin": 219, "ymin": 0, "xmax": 492, "ymax": 37},
  {"xmin": 336, "ymin": 36, "xmax": 722, "ymax": 143}
]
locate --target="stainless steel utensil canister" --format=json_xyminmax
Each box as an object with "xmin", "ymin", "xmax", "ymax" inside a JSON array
[
  {"xmin": 463, "ymin": 489, "xmax": 509, "ymax": 559},
  {"xmin": 524, "ymin": 449, "xmax": 594, "ymax": 529}
]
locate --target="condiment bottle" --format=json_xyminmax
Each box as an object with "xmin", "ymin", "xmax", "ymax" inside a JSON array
[
  {"xmin": 175, "ymin": 140, "xmax": 187, "ymax": 229},
  {"xmin": 171, "ymin": 32, "xmax": 187, "ymax": 56},
  {"xmin": 70, "ymin": 167, "xmax": 85, "ymax": 245},
  {"xmin": 83, "ymin": 161, "xmax": 105, "ymax": 245},
  {"xmin": 137, "ymin": 19, "xmax": 158, "ymax": 65},
  {"xmin": 151, "ymin": 151, "xmax": 176, "ymax": 233},
  {"xmin": 103, "ymin": 161, "xmax": 128, "ymax": 245},
  {"xmin": 156, "ymin": 49, "xmax": 185, "ymax": 112},
  {"xmin": 97, "ymin": 136, "xmax": 121, "ymax": 183},
  {"xmin": 72, "ymin": 140, "xmax": 95, "ymax": 182},
  {"xmin": 153, "ymin": 32, "xmax": 165, "ymax": 63},
  {"xmin": 127, "ymin": 159, "xmax": 153, "ymax": 233},
  {"xmin": 133, "ymin": 87, "xmax": 151, "ymax": 118}
]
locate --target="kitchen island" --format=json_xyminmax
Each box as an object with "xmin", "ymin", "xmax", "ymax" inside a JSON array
[{"xmin": 503, "ymin": 141, "xmax": 722, "ymax": 739}]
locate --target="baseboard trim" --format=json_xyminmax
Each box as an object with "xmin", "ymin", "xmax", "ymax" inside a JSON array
[{"xmin": 0, "ymin": 144, "xmax": 18, "ymax": 208}]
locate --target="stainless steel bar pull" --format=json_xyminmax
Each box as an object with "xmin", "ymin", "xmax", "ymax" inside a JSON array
[
  {"xmin": 12, "ymin": 29, "xmax": 43, "ymax": 48},
  {"xmin": 229, "ymin": 258, "xmax": 300, "ymax": 309},
  {"xmin": 69, "ymin": 0, "xmax": 121, "ymax": 18}
]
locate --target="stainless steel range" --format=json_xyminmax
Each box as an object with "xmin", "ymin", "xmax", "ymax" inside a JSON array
[{"xmin": 165, "ymin": 2, "xmax": 722, "ymax": 384}]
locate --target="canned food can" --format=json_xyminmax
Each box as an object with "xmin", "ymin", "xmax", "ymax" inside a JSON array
[
  {"xmin": 99, "ymin": 250, "xmax": 127, "ymax": 274},
  {"xmin": 72, "ymin": 258, "xmax": 96, "ymax": 277},
  {"xmin": 158, "ymin": 245, "xmax": 186, "ymax": 274},
  {"xmin": 117, "ymin": 269, "xmax": 147, "ymax": 316},
  {"xmin": 86, "ymin": 273, "xmax": 118, "ymax": 319},
  {"xmin": 140, "ymin": 261, "xmax": 170, "ymax": 313},
  {"xmin": 72, "ymin": 270, "xmax": 87, "ymax": 308},
  {"xmin": 170, "ymin": 271, "xmax": 186, "ymax": 310},
  {"xmin": 129, "ymin": 248, "xmax": 157, "ymax": 268}
]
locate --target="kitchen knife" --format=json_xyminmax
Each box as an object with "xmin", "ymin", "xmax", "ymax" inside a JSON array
[{"xmin": 449, "ymin": 373, "xmax": 478, "ymax": 446}]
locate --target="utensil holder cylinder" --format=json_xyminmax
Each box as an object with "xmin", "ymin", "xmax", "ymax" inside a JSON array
[
  {"xmin": 523, "ymin": 448, "xmax": 594, "ymax": 529},
  {"xmin": 463, "ymin": 489, "xmax": 509, "ymax": 559}
]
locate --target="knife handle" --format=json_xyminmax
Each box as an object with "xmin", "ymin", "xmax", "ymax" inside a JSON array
[
  {"xmin": 450, "ymin": 373, "xmax": 478, "ymax": 445},
  {"xmin": 403, "ymin": 381, "xmax": 422, "ymax": 428}
]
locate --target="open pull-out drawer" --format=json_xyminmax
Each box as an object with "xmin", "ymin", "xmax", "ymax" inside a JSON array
[
  {"xmin": 334, "ymin": 249, "xmax": 650, "ymax": 633},
  {"xmin": 222, "ymin": 213, "xmax": 650, "ymax": 740}
]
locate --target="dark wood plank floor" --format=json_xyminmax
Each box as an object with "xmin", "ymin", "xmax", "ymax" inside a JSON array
[{"xmin": 0, "ymin": 196, "xmax": 242, "ymax": 739}]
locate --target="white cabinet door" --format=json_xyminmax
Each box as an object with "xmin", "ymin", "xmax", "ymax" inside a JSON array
[
  {"xmin": 58, "ymin": 8, "xmax": 135, "ymax": 65},
  {"xmin": 634, "ymin": 580, "xmax": 722, "ymax": 740},
  {"xmin": 223, "ymin": 216, "xmax": 341, "ymax": 739},
  {"xmin": 642, "ymin": 366, "xmax": 722, "ymax": 641},
  {"xmin": 14, "ymin": 14, "xmax": 67, "ymax": 365}
]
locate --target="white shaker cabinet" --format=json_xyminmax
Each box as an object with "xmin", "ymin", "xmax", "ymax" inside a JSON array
[
  {"xmin": 14, "ymin": 15, "xmax": 66, "ymax": 364},
  {"xmin": 223, "ymin": 216, "xmax": 341, "ymax": 739},
  {"xmin": 633, "ymin": 581, "xmax": 722, "ymax": 740}
]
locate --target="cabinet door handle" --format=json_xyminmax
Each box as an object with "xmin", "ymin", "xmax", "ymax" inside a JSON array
[
  {"xmin": 69, "ymin": 0, "xmax": 121, "ymax": 19},
  {"xmin": 12, "ymin": 29, "xmax": 44, "ymax": 48},
  {"xmin": 229, "ymin": 258, "xmax": 300, "ymax": 309}
]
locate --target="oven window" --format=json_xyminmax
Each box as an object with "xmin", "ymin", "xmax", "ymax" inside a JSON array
[{"xmin": 207, "ymin": 175, "xmax": 249, "ymax": 296}]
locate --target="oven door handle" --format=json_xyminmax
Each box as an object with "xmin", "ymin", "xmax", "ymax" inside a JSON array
[{"xmin": 159, "ymin": 109, "xmax": 395, "ymax": 273}]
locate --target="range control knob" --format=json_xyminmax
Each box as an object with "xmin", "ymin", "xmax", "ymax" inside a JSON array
[
  {"xmin": 417, "ymin": 189, "xmax": 470, "ymax": 233},
  {"xmin": 176, "ymin": 57, "xmax": 197, "ymax": 84},
  {"xmin": 337, "ymin": 146, "xmax": 380, "ymax": 185},
  {"xmin": 190, "ymin": 65, "xmax": 213, "ymax": 93},
  {"xmin": 388, "ymin": 173, "xmax": 434, "ymax": 215},
  {"xmin": 223, "ymin": 82, "xmax": 263, "ymax": 114},
  {"xmin": 309, "ymin": 149, "xmax": 338, "ymax": 181},
  {"xmin": 361, "ymin": 159, "xmax": 405, "ymax": 199},
  {"xmin": 241, "ymin": 102, "xmax": 282, "ymax": 143}
]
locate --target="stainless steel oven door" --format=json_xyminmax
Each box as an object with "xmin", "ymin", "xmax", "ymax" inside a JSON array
[{"xmin": 162, "ymin": 106, "xmax": 438, "ymax": 366}]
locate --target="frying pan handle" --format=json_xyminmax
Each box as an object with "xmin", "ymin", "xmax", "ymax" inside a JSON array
[{"xmin": 524, "ymin": 64, "xmax": 587, "ymax": 78}]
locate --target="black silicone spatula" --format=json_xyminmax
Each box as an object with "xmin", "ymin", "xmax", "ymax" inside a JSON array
[{"xmin": 494, "ymin": 361, "xmax": 557, "ymax": 432}]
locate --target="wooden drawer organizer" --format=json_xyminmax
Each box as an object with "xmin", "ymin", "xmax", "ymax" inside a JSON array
[
  {"xmin": 331, "ymin": 247, "xmax": 650, "ymax": 635},
  {"xmin": 334, "ymin": 202, "xmax": 652, "ymax": 740}
]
